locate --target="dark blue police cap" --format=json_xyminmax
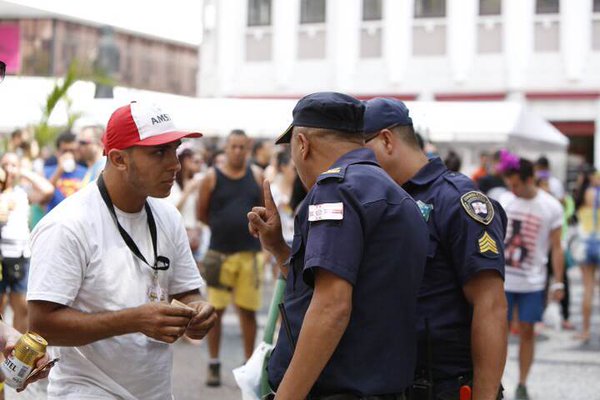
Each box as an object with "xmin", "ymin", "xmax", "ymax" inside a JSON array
[
  {"xmin": 275, "ymin": 92, "xmax": 365, "ymax": 144},
  {"xmin": 363, "ymin": 98, "xmax": 413, "ymax": 135}
]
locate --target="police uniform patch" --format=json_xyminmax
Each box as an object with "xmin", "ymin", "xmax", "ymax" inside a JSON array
[
  {"xmin": 460, "ymin": 191, "xmax": 494, "ymax": 225},
  {"xmin": 308, "ymin": 202, "xmax": 344, "ymax": 221},
  {"xmin": 478, "ymin": 231, "xmax": 499, "ymax": 256},
  {"xmin": 416, "ymin": 200, "xmax": 434, "ymax": 222}
]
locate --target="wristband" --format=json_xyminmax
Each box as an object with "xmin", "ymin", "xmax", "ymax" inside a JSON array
[{"xmin": 550, "ymin": 282, "xmax": 565, "ymax": 291}]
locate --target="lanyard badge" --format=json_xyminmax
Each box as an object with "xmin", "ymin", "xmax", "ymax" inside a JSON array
[{"xmin": 97, "ymin": 174, "xmax": 171, "ymax": 302}]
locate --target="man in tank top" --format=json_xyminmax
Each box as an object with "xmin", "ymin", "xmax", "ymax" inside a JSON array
[{"xmin": 197, "ymin": 129, "xmax": 264, "ymax": 387}]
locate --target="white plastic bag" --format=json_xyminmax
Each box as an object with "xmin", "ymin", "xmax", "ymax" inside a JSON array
[
  {"xmin": 543, "ymin": 301, "xmax": 562, "ymax": 331},
  {"xmin": 233, "ymin": 341, "xmax": 274, "ymax": 400}
]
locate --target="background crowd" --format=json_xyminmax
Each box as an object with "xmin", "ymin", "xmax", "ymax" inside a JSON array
[{"xmin": 0, "ymin": 121, "xmax": 597, "ymax": 398}]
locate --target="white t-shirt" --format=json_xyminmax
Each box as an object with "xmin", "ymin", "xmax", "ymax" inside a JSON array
[
  {"xmin": 270, "ymin": 180, "xmax": 294, "ymax": 246},
  {"xmin": 166, "ymin": 180, "xmax": 199, "ymax": 229},
  {"xmin": 0, "ymin": 186, "xmax": 31, "ymax": 258},
  {"xmin": 27, "ymin": 182, "xmax": 204, "ymax": 400},
  {"xmin": 549, "ymin": 176, "xmax": 565, "ymax": 200},
  {"xmin": 500, "ymin": 190, "xmax": 563, "ymax": 292}
]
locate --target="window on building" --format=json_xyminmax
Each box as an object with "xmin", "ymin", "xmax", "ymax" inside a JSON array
[
  {"xmin": 536, "ymin": 0, "xmax": 559, "ymax": 14},
  {"xmin": 594, "ymin": 0, "xmax": 600, "ymax": 13},
  {"xmin": 479, "ymin": 0, "xmax": 501, "ymax": 15},
  {"xmin": 301, "ymin": 0, "xmax": 326, "ymax": 24},
  {"xmin": 248, "ymin": 0, "xmax": 272, "ymax": 26},
  {"xmin": 414, "ymin": 0, "xmax": 446, "ymax": 18},
  {"xmin": 363, "ymin": 0, "xmax": 382, "ymax": 21}
]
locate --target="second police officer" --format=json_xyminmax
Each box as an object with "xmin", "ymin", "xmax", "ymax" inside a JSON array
[
  {"xmin": 363, "ymin": 98, "xmax": 508, "ymax": 400},
  {"xmin": 248, "ymin": 92, "xmax": 428, "ymax": 399}
]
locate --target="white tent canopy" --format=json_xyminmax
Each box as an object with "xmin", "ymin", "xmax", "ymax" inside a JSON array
[
  {"xmin": 1, "ymin": 77, "xmax": 568, "ymax": 177},
  {"xmin": 1, "ymin": 77, "xmax": 567, "ymax": 146},
  {"xmin": 406, "ymin": 101, "xmax": 568, "ymax": 148}
]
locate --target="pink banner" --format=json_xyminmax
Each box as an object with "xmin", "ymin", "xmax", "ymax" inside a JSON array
[{"xmin": 0, "ymin": 24, "xmax": 21, "ymax": 73}]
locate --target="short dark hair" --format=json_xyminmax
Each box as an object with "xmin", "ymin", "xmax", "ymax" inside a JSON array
[
  {"xmin": 297, "ymin": 126, "xmax": 364, "ymax": 144},
  {"xmin": 253, "ymin": 139, "xmax": 267, "ymax": 156},
  {"xmin": 56, "ymin": 131, "xmax": 77, "ymax": 149},
  {"xmin": 535, "ymin": 155, "xmax": 550, "ymax": 169},
  {"xmin": 209, "ymin": 149, "xmax": 225, "ymax": 166},
  {"xmin": 230, "ymin": 129, "xmax": 246, "ymax": 137},
  {"xmin": 444, "ymin": 150, "xmax": 462, "ymax": 172},
  {"xmin": 504, "ymin": 157, "xmax": 534, "ymax": 181},
  {"xmin": 276, "ymin": 151, "xmax": 291, "ymax": 170},
  {"xmin": 392, "ymin": 125, "xmax": 421, "ymax": 150},
  {"xmin": 414, "ymin": 132, "xmax": 425, "ymax": 150}
]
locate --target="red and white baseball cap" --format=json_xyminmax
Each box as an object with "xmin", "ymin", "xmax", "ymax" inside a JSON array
[{"xmin": 103, "ymin": 102, "xmax": 202, "ymax": 153}]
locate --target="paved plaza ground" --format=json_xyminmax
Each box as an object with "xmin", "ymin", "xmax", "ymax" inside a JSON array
[{"xmin": 7, "ymin": 267, "xmax": 600, "ymax": 400}]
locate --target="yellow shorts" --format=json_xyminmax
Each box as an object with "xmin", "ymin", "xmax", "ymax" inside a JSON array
[{"xmin": 207, "ymin": 251, "xmax": 263, "ymax": 311}]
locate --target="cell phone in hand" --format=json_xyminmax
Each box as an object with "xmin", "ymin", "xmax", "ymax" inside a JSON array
[{"xmin": 26, "ymin": 357, "xmax": 59, "ymax": 381}]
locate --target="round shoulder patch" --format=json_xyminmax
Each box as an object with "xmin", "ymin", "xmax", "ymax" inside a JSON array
[{"xmin": 460, "ymin": 191, "xmax": 494, "ymax": 225}]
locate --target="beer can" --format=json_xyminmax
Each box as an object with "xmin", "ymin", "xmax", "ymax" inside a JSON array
[{"xmin": 1, "ymin": 332, "xmax": 47, "ymax": 389}]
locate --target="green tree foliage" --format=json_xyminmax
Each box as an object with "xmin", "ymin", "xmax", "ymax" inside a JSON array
[
  {"xmin": 33, "ymin": 59, "xmax": 116, "ymax": 148},
  {"xmin": 34, "ymin": 61, "xmax": 81, "ymax": 148}
]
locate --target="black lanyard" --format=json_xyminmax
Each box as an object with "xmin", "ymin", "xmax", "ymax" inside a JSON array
[{"xmin": 97, "ymin": 174, "xmax": 170, "ymax": 271}]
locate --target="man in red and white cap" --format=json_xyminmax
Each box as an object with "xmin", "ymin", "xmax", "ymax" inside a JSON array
[{"xmin": 27, "ymin": 102, "xmax": 217, "ymax": 400}]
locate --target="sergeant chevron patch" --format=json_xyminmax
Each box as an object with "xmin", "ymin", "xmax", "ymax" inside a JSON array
[{"xmin": 478, "ymin": 231, "xmax": 499, "ymax": 256}]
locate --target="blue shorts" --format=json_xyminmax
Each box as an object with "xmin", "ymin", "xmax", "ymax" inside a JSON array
[
  {"xmin": 506, "ymin": 290, "xmax": 545, "ymax": 323},
  {"xmin": 584, "ymin": 236, "xmax": 600, "ymax": 266},
  {"xmin": 0, "ymin": 258, "xmax": 29, "ymax": 294}
]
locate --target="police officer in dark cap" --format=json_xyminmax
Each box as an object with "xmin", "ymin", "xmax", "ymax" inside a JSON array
[
  {"xmin": 363, "ymin": 98, "xmax": 508, "ymax": 400},
  {"xmin": 248, "ymin": 92, "xmax": 428, "ymax": 400}
]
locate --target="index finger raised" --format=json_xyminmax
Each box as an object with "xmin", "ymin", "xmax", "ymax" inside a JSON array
[{"xmin": 263, "ymin": 180, "xmax": 276, "ymax": 212}]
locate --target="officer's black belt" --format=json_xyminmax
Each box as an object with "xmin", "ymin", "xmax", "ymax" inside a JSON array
[{"xmin": 313, "ymin": 394, "xmax": 407, "ymax": 400}]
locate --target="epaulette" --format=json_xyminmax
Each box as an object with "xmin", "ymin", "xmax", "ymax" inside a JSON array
[
  {"xmin": 316, "ymin": 166, "xmax": 346, "ymax": 184},
  {"xmin": 442, "ymin": 171, "xmax": 471, "ymax": 193}
]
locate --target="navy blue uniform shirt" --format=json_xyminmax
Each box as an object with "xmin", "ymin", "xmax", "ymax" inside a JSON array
[
  {"xmin": 402, "ymin": 158, "xmax": 507, "ymax": 386},
  {"xmin": 268, "ymin": 148, "xmax": 428, "ymax": 396}
]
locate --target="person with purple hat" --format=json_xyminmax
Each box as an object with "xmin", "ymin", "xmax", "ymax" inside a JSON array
[
  {"xmin": 363, "ymin": 98, "xmax": 508, "ymax": 400},
  {"xmin": 27, "ymin": 102, "xmax": 217, "ymax": 400},
  {"xmin": 248, "ymin": 92, "xmax": 427, "ymax": 399}
]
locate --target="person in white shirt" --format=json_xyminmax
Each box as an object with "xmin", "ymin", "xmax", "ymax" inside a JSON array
[
  {"xmin": 499, "ymin": 156, "xmax": 565, "ymax": 400},
  {"xmin": 0, "ymin": 152, "xmax": 54, "ymax": 333},
  {"xmin": 27, "ymin": 102, "xmax": 217, "ymax": 400}
]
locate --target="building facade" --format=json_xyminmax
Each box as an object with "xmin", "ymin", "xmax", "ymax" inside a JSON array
[
  {"xmin": 0, "ymin": 17, "xmax": 198, "ymax": 96},
  {"xmin": 199, "ymin": 0, "xmax": 600, "ymax": 166}
]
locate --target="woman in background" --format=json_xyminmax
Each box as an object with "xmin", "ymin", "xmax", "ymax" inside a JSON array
[
  {"xmin": 168, "ymin": 145, "xmax": 206, "ymax": 259},
  {"xmin": 575, "ymin": 171, "xmax": 600, "ymax": 341}
]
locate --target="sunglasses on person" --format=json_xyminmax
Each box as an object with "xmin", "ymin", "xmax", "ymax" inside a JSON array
[{"xmin": 0, "ymin": 61, "xmax": 6, "ymax": 84}]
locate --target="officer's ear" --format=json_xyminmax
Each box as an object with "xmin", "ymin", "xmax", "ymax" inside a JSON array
[
  {"xmin": 296, "ymin": 132, "xmax": 310, "ymax": 160},
  {"xmin": 379, "ymin": 129, "xmax": 395, "ymax": 155}
]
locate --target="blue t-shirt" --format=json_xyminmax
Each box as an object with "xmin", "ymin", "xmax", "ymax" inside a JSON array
[
  {"xmin": 402, "ymin": 158, "xmax": 507, "ymax": 387},
  {"xmin": 44, "ymin": 165, "xmax": 88, "ymax": 212},
  {"xmin": 268, "ymin": 148, "xmax": 428, "ymax": 396}
]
